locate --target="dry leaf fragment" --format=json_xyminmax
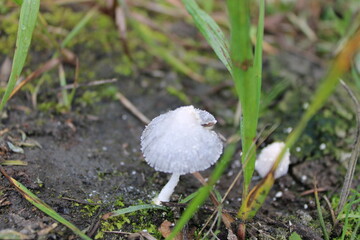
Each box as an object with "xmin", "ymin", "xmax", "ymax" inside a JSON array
[{"xmin": 159, "ymin": 220, "xmax": 183, "ymax": 240}]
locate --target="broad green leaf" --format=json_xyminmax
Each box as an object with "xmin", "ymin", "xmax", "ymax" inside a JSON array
[
  {"xmin": 182, "ymin": 0, "xmax": 232, "ymax": 73},
  {"xmin": 0, "ymin": 0, "xmax": 40, "ymax": 112}
]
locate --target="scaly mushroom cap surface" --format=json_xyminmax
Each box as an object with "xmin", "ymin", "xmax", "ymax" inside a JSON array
[{"xmin": 141, "ymin": 105, "xmax": 223, "ymax": 175}]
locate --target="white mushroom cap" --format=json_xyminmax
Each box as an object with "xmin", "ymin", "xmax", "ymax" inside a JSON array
[
  {"xmin": 141, "ymin": 105, "xmax": 223, "ymax": 175},
  {"xmin": 255, "ymin": 142, "xmax": 290, "ymax": 179}
]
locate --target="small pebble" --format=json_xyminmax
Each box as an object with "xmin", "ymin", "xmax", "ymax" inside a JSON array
[
  {"xmin": 275, "ymin": 191, "xmax": 283, "ymax": 198},
  {"xmin": 304, "ymin": 204, "xmax": 308, "ymax": 209}
]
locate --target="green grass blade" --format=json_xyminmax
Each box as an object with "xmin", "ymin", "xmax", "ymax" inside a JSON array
[
  {"xmin": 0, "ymin": 160, "xmax": 28, "ymax": 166},
  {"xmin": 165, "ymin": 144, "xmax": 236, "ymax": 240},
  {"xmin": 227, "ymin": 0, "xmax": 261, "ymax": 198},
  {"xmin": 61, "ymin": 7, "xmax": 97, "ymax": 49},
  {"xmin": 314, "ymin": 186, "xmax": 330, "ymax": 240},
  {"xmin": 12, "ymin": 0, "xmax": 23, "ymax": 5},
  {"xmin": 239, "ymin": 28, "xmax": 360, "ymax": 221},
  {"xmin": 1, "ymin": 173, "xmax": 92, "ymax": 240},
  {"xmin": 350, "ymin": 217, "xmax": 360, "ymax": 240},
  {"xmin": 0, "ymin": 0, "xmax": 40, "ymax": 112},
  {"xmin": 182, "ymin": 0, "xmax": 232, "ymax": 73},
  {"xmin": 133, "ymin": 23, "xmax": 204, "ymax": 82},
  {"xmin": 341, "ymin": 197, "xmax": 360, "ymax": 240},
  {"xmin": 104, "ymin": 204, "xmax": 166, "ymax": 219},
  {"xmin": 254, "ymin": 0, "xmax": 265, "ymax": 112}
]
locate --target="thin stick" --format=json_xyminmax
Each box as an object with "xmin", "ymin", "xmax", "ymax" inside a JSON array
[
  {"xmin": 116, "ymin": 92, "xmax": 150, "ymax": 125},
  {"xmin": 337, "ymin": 80, "xmax": 360, "ymax": 214},
  {"xmin": 323, "ymin": 195, "xmax": 336, "ymax": 226},
  {"xmin": 61, "ymin": 78, "xmax": 118, "ymax": 90}
]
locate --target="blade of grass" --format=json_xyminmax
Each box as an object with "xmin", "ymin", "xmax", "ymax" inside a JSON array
[
  {"xmin": 314, "ymin": 181, "xmax": 330, "ymax": 240},
  {"xmin": 9, "ymin": 58, "xmax": 61, "ymax": 100},
  {"xmin": 165, "ymin": 143, "xmax": 236, "ymax": 240},
  {"xmin": 61, "ymin": 7, "xmax": 98, "ymax": 49},
  {"xmin": 132, "ymin": 23, "xmax": 204, "ymax": 82},
  {"xmin": 182, "ymin": 0, "xmax": 232, "ymax": 73},
  {"xmin": 12, "ymin": 0, "xmax": 23, "ymax": 6},
  {"xmin": 340, "ymin": 195, "xmax": 360, "ymax": 240},
  {"xmin": 102, "ymin": 204, "xmax": 166, "ymax": 220},
  {"xmin": 0, "ymin": 167, "xmax": 92, "ymax": 240},
  {"xmin": 337, "ymin": 80, "xmax": 360, "ymax": 214},
  {"xmin": 0, "ymin": 160, "xmax": 28, "ymax": 166},
  {"xmin": 253, "ymin": 0, "xmax": 265, "ymax": 114},
  {"xmin": 58, "ymin": 64, "xmax": 69, "ymax": 108},
  {"xmin": 227, "ymin": 0, "xmax": 263, "ymax": 199},
  {"xmin": 239, "ymin": 28, "xmax": 360, "ymax": 221},
  {"xmin": 350, "ymin": 217, "xmax": 360, "ymax": 240},
  {"xmin": 0, "ymin": 0, "xmax": 40, "ymax": 113}
]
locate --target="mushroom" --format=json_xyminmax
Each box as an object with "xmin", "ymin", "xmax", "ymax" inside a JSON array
[
  {"xmin": 255, "ymin": 141, "xmax": 290, "ymax": 179},
  {"xmin": 141, "ymin": 105, "xmax": 223, "ymax": 205}
]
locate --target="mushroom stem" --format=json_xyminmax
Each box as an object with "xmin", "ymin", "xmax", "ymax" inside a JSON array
[{"xmin": 153, "ymin": 173, "xmax": 180, "ymax": 205}]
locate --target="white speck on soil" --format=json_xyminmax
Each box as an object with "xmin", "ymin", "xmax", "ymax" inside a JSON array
[
  {"xmin": 131, "ymin": 170, "xmax": 137, "ymax": 175},
  {"xmin": 319, "ymin": 143, "xmax": 326, "ymax": 150},
  {"xmin": 121, "ymin": 114, "xmax": 128, "ymax": 120},
  {"xmin": 284, "ymin": 127, "xmax": 293, "ymax": 133},
  {"xmin": 303, "ymin": 102, "xmax": 309, "ymax": 109},
  {"xmin": 304, "ymin": 204, "xmax": 308, "ymax": 209},
  {"xmin": 102, "ymin": 146, "xmax": 107, "ymax": 151},
  {"xmin": 275, "ymin": 191, "xmax": 283, "ymax": 198},
  {"xmin": 301, "ymin": 175, "xmax": 307, "ymax": 182}
]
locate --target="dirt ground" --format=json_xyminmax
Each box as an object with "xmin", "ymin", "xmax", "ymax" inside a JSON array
[{"xmin": 0, "ymin": 50, "xmax": 358, "ymax": 240}]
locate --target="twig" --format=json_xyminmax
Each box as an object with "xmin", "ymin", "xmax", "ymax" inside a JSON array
[
  {"xmin": 61, "ymin": 78, "xmax": 118, "ymax": 90},
  {"xmin": 323, "ymin": 195, "xmax": 336, "ymax": 226},
  {"xmin": 116, "ymin": 92, "xmax": 150, "ymax": 125},
  {"xmin": 337, "ymin": 79, "xmax": 360, "ymax": 214},
  {"xmin": 300, "ymin": 187, "xmax": 327, "ymax": 196},
  {"xmin": 9, "ymin": 58, "xmax": 61, "ymax": 100}
]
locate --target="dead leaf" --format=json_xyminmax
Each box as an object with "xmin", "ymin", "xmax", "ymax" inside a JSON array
[{"xmin": 159, "ymin": 220, "xmax": 183, "ymax": 240}]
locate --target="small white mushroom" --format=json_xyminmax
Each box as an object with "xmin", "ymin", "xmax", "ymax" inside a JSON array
[
  {"xmin": 255, "ymin": 142, "xmax": 290, "ymax": 179},
  {"xmin": 141, "ymin": 105, "xmax": 223, "ymax": 205}
]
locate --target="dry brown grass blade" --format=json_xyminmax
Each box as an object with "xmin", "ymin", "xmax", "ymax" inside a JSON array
[
  {"xmin": 337, "ymin": 79, "xmax": 360, "ymax": 214},
  {"xmin": 192, "ymin": 172, "xmax": 235, "ymax": 229},
  {"xmin": 9, "ymin": 58, "xmax": 61, "ymax": 100},
  {"xmin": 115, "ymin": 92, "xmax": 150, "ymax": 125},
  {"xmin": 115, "ymin": 3, "xmax": 133, "ymax": 61}
]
